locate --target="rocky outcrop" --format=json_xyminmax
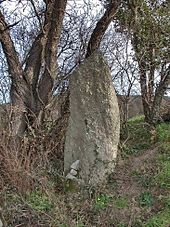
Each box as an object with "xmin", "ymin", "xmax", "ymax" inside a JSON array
[{"xmin": 64, "ymin": 52, "xmax": 120, "ymax": 186}]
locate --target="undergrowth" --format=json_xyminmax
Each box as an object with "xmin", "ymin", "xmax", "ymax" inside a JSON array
[{"xmin": 0, "ymin": 116, "xmax": 170, "ymax": 226}]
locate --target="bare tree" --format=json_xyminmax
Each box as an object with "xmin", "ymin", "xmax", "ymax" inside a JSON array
[
  {"xmin": 101, "ymin": 28, "xmax": 139, "ymax": 123},
  {"xmin": 0, "ymin": 0, "xmax": 121, "ymax": 136}
]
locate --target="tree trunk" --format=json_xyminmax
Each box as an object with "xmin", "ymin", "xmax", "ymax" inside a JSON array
[
  {"xmin": 0, "ymin": 0, "xmax": 68, "ymax": 136},
  {"xmin": 151, "ymin": 65, "xmax": 170, "ymax": 123},
  {"xmin": 0, "ymin": 11, "xmax": 30, "ymax": 136},
  {"xmin": 86, "ymin": 1, "xmax": 120, "ymax": 58}
]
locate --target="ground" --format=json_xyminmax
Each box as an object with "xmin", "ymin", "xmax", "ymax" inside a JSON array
[{"xmin": 0, "ymin": 116, "xmax": 170, "ymax": 227}]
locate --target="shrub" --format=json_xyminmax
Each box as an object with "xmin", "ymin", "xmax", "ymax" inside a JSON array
[{"xmin": 0, "ymin": 131, "xmax": 50, "ymax": 195}]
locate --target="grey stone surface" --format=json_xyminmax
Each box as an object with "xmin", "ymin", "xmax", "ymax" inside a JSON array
[
  {"xmin": 0, "ymin": 218, "xmax": 3, "ymax": 227},
  {"xmin": 64, "ymin": 52, "xmax": 120, "ymax": 186},
  {"xmin": 70, "ymin": 160, "xmax": 80, "ymax": 170}
]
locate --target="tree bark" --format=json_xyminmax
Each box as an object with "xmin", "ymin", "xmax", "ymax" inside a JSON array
[
  {"xmin": 0, "ymin": 0, "xmax": 68, "ymax": 135},
  {"xmin": 38, "ymin": 0, "xmax": 68, "ymax": 108},
  {"xmin": 86, "ymin": 1, "xmax": 120, "ymax": 58},
  {"xmin": 0, "ymin": 11, "xmax": 30, "ymax": 136},
  {"xmin": 151, "ymin": 65, "xmax": 170, "ymax": 123}
]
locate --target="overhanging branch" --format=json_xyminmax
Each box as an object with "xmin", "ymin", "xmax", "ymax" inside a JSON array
[{"xmin": 86, "ymin": 0, "xmax": 121, "ymax": 58}]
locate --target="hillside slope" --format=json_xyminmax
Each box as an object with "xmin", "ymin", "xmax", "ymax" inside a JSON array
[{"xmin": 0, "ymin": 116, "xmax": 170, "ymax": 227}]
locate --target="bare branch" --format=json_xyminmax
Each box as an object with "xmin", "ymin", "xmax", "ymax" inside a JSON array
[
  {"xmin": 0, "ymin": 10, "xmax": 24, "ymax": 81},
  {"xmin": 29, "ymin": 0, "xmax": 44, "ymax": 32},
  {"xmin": 86, "ymin": 0, "xmax": 121, "ymax": 58}
]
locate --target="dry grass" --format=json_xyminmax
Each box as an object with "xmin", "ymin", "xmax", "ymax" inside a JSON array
[
  {"xmin": 0, "ymin": 130, "xmax": 51, "ymax": 195},
  {"xmin": 0, "ymin": 116, "xmax": 170, "ymax": 226}
]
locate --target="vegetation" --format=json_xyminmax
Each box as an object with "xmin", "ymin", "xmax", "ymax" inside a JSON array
[
  {"xmin": 26, "ymin": 190, "xmax": 54, "ymax": 212},
  {"xmin": 0, "ymin": 0, "xmax": 170, "ymax": 226},
  {"xmin": 0, "ymin": 115, "xmax": 170, "ymax": 226},
  {"xmin": 138, "ymin": 191, "xmax": 153, "ymax": 207},
  {"xmin": 114, "ymin": 0, "xmax": 170, "ymax": 125}
]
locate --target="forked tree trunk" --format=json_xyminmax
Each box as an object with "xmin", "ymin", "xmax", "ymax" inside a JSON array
[
  {"xmin": 0, "ymin": 0, "xmax": 121, "ymax": 136},
  {"xmin": 0, "ymin": 0, "xmax": 67, "ymax": 136}
]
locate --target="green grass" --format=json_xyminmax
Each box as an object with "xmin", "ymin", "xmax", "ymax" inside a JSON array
[
  {"xmin": 139, "ymin": 191, "xmax": 153, "ymax": 207},
  {"xmin": 94, "ymin": 194, "xmax": 129, "ymax": 210},
  {"xmin": 94, "ymin": 193, "xmax": 112, "ymax": 210},
  {"xmin": 132, "ymin": 219, "xmax": 144, "ymax": 227},
  {"xmin": 130, "ymin": 196, "xmax": 170, "ymax": 227},
  {"xmin": 156, "ymin": 123, "xmax": 170, "ymax": 143},
  {"xmin": 113, "ymin": 196, "xmax": 129, "ymax": 209},
  {"xmin": 158, "ymin": 143, "xmax": 170, "ymax": 154},
  {"xmin": 117, "ymin": 223, "xmax": 126, "ymax": 227},
  {"xmin": 120, "ymin": 115, "xmax": 151, "ymax": 158},
  {"xmin": 154, "ymin": 158, "xmax": 170, "ymax": 189},
  {"xmin": 154, "ymin": 139, "xmax": 170, "ymax": 189},
  {"xmin": 26, "ymin": 190, "xmax": 54, "ymax": 212},
  {"xmin": 121, "ymin": 143, "xmax": 150, "ymax": 158},
  {"xmin": 143, "ymin": 123, "xmax": 170, "ymax": 226},
  {"xmin": 128, "ymin": 115, "xmax": 145, "ymax": 124},
  {"xmin": 2, "ymin": 118, "xmax": 170, "ymax": 226},
  {"xmin": 144, "ymin": 208, "xmax": 170, "ymax": 227}
]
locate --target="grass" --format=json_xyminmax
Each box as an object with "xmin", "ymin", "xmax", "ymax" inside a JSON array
[
  {"xmin": 154, "ymin": 127, "xmax": 170, "ymax": 189},
  {"xmin": 113, "ymin": 196, "xmax": 129, "ymax": 209},
  {"xmin": 120, "ymin": 115, "xmax": 151, "ymax": 158},
  {"xmin": 120, "ymin": 118, "xmax": 170, "ymax": 226},
  {"xmin": 138, "ymin": 191, "xmax": 153, "ymax": 207},
  {"xmin": 94, "ymin": 194, "xmax": 129, "ymax": 210},
  {"xmin": 158, "ymin": 142, "xmax": 170, "ymax": 154},
  {"xmin": 121, "ymin": 143, "xmax": 150, "ymax": 158},
  {"xmin": 94, "ymin": 193, "xmax": 112, "ymax": 210},
  {"xmin": 144, "ymin": 208, "xmax": 170, "ymax": 227},
  {"xmin": 128, "ymin": 115, "xmax": 145, "ymax": 124},
  {"xmin": 26, "ymin": 190, "xmax": 54, "ymax": 212},
  {"xmin": 156, "ymin": 123, "xmax": 170, "ymax": 143},
  {"xmin": 1, "ymin": 116, "xmax": 170, "ymax": 226},
  {"xmin": 154, "ymin": 157, "xmax": 170, "ymax": 189},
  {"xmin": 132, "ymin": 170, "xmax": 153, "ymax": 188},
  {"xmin": 142, "ymin": 122, "xmax": 170, "ymax": 226}
]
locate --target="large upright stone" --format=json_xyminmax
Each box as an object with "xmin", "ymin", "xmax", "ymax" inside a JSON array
[{"xmin": 64, "ymin": 52, "xmax": 120, "ymax": 186}]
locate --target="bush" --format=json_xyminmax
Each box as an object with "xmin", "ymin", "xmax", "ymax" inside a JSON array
[{"xmin": 0, "ymin": 131, "xmax": 50, "ymax": 195}]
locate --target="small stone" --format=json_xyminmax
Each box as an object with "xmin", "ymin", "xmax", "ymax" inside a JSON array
[
  {"xmin": 70, "ymin": 160, "xmax": 80, "ymax": 170},
  {"xmin": 65, "ymin": 173, "xmax": 77, "ymax": 180},
  {"xmin": 70, "ymin": 169, "xmax": 77, "ymax": 176}
]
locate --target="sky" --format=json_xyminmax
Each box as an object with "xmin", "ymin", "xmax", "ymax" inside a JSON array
[{"xmin": 0, "ymin": 0, "xmax": 169, "ymax": 101}]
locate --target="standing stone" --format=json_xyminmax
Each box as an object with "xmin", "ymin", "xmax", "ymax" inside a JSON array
[
  {"xmin": 0, "ymin": 218, "xmax": 3, "ymax": 227},
  {"xmin": 66, "ymin": 52, "xmax": 120, "ymax": 186}
]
